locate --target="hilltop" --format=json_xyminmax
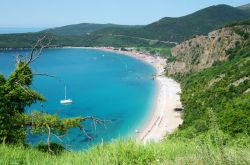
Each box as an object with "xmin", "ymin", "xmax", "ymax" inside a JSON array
[
  {"xmin": 0, "ymin": 4, "xmax": 250, "ymax": 48},
  {"xmin": 43, "ymin": 23, "xmax": 142, "ymax": 36},
  {"xmin": 94, "ymin": 4, "xmax": 250, "ymax": 42},
  {"xmin": 238, "ymin": 3, "xmax": 250, "ymax": 14},
  {"xmin": 44, "ymin": 4, "xmax": 250, "ymax": 42}
]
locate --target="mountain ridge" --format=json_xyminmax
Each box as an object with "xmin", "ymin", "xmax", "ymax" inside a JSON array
[
  {"xmin": 0, "ymin": 4, "xmax": 249, "ymax": 48},
  {"xmin": 238, "ymin": 3, "xmax": 250, "ymax": 14},
  {"xmin": 99, "ymin": 4, "xmax": 250, "ymax": 42},
  {"xmin": 42, "ymin": 23, "xmax": 142, "ymax": 36}
]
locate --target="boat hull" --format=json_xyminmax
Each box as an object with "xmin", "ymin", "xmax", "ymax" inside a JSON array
[{"xmin": 60, "ymin": 99, "xmax": 73, "ymax": 104}]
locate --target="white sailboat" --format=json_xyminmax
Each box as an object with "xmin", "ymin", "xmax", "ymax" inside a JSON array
[{"xmin": 60, "ymin": 86, "xmax": 72, "ymax": 105}]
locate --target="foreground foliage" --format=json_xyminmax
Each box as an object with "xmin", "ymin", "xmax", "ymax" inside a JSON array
[{"xmin": 0, "ymin": 134, "xmax": 249, "ymax": 165}]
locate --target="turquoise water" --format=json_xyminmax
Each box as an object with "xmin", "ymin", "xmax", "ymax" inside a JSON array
[{"xmin": 0, "ymin": 48, "xmax": 156, "ymax": 150}]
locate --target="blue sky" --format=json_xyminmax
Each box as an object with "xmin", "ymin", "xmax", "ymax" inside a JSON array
[{"xmin": 0, "ymin": 0, "xmax": 249, "ymax": 28}]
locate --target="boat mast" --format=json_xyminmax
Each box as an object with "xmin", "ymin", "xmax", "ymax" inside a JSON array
[{"xmin": 65, "ymin": 85, "xmax": 67, "ymax": 100}]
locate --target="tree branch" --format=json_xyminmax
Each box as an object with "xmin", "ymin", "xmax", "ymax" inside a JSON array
[
  {"xmin": 79, "ymin": 126, "xmax": 92, "ymax": 140},
  {"xmin": 17, "ymin": 35, "xmax": 50, "ymax": 72},
  {"xmin": 46, "ymin": 124, "xmax": 54, "ymax": 154}
]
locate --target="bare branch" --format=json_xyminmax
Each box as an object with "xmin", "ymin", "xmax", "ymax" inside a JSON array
[
  {"xmin": 14, "ymin": 72, "xmax": 61, "ymax": 85},
  {"xmin": 46, "ymin": 124, "xmax": 54, "ymax": 154},
  {"xmin": 91, "ymin": 119, "xmax": 97, "ymax": 134},
  {"xmin": 79, "ymin": 126, "xmax": 92, "ymax": 140},
  {"xmin": 17, "ymin": 35, "xmax": 50, "ymax": 72},
  {"xmin": 23, "ymin": 112, "xmax": 108, "ymax": 151},
  {"xmin": 74, "ymin": 116, "xmax": 106, "ymax": 125},
  {"xmin": 51, "ymin": 133, "xmax": 64, "ymax": 143},
  {"xmin": 33, "ymin": 73, "xmax": 61, "ymax": 82}
]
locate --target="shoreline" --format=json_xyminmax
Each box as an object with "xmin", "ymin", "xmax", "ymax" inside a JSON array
[
  {"xmin": 89, "ymin": 47, "xmax": 183, "ymax": 143},
  {"xmin": 2, "ymin": 46, "xmax": 183, "ymax": 143}
]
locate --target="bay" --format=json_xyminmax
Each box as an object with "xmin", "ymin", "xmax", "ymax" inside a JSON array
[{"xmin": 0, "ymin": 48, "xmax": 156, "ymax": 150}]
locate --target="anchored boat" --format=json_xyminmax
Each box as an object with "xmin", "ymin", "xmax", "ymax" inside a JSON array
[{"xmin": 60, "ymin": 86, "xmax": 72, "ymax": 105}]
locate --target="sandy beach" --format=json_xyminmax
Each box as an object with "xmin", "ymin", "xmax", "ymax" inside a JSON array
[{"xmin": 92, "ymin": 47, "xmax": 183, "ymax": 143}]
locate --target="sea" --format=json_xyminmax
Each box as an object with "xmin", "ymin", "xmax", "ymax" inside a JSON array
[{"xmin": 0, "ymin": 48, "xmax": 156, "ymax": 151}]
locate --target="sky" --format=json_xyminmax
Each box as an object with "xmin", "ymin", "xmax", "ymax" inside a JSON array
[{"xmin": 0, "ymin": 0, "xmax": 249, "ymax": 28}]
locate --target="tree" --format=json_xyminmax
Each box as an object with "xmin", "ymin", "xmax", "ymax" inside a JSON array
[{"xmin": 0, "ymin": 37, "xmax": 104, "ymax": 153}]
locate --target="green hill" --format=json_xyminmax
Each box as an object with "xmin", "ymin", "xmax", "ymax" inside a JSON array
[
  {"xmin": 0, "ymin": 4, "xmax": 250, "ymax": 48},
  {"xmin": 164, "ymin": 20, "xmax": 250, "ymax": 138},
  {"xmin": 60, "ymin": 4, "xmax": 250, "ymax": 43},
  {"xmin": 42, "ymin": 23, "xmax": 142, "ymax": 36},
  {"xmin": 94, "ymin": 4, "xmax": 250, "ymax": 42},
  {"xmin": 238, "ymin": 3, "xmax": 250, "ymax": 14},
  {"xmin": 178, "ymin": 42, "xmax": 250, "ymax": 138},
  {"xmin": 145, "ymin": 4, "xmax": 250, "ymax": 41}
]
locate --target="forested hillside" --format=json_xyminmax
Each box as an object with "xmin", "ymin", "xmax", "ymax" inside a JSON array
[
  {"xmin": 42, "ymin": 23, "xmax": 142, "ymax": 36},
  {"xmin": 238, "ymin": 3, "xmax": 250, "ymax": 14},
  {"xmin": 0, "ymin": 4, "xmax": 249, "ymax": 48},
  {"xmin": 167, "ymin": 21, "xmax": 250, "ymax": 139},
  {"xmin": 96, "ymin": 4, "xmax": 250, "ymax": 42}
]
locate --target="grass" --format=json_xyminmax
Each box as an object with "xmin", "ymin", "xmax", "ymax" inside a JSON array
[{"xmin": 0, "ymin": 135, "xmax": 249, "ymax": 165}]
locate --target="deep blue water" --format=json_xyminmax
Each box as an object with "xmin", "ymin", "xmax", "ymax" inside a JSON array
[{"xmin": 0, "ymin": 48, "xmax": 156, "ymax": 150}]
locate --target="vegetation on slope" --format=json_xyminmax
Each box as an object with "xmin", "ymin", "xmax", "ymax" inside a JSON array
[
  {"xmin": 0, "ymin": 4, "xmax": 250, "ymax": 48},
  {"xmin": 238, "ymin": 3, "xmax": 250, "ymax": 14},
  {"xmin": 92, "ymin": 4, "xmax": 250, "ymax": 42},
  {"xmin": 42, "ymin": 23, "xmax": 139, "ymax": 36},
  {"xmin": 172, "ymin": 25, "xmax": 250, "ymax": 139},
  {"xmin": 135, "ymin": 47, "xmax": 172, "ymax": 59},
  {"xmin": 0, "ymin": 32, "xmax": 173, "ymax": 49},
  {"xmin": 1, "ymin": 135, "xmax": 249, "ymax": 165}
]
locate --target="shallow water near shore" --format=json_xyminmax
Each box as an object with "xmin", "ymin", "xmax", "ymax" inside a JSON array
[{"xmin": 0, "ymin": 48, "xmax": 156, "ymax": 150}]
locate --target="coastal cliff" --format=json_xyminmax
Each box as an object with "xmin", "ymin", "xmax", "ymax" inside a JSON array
[
  {"xmin": 167, "ymin": 21, "xmax": 250, "ymax": 139},
  {"xmin": 166, "ymin": 25, "xmax": 250, "ymax": 76}
]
